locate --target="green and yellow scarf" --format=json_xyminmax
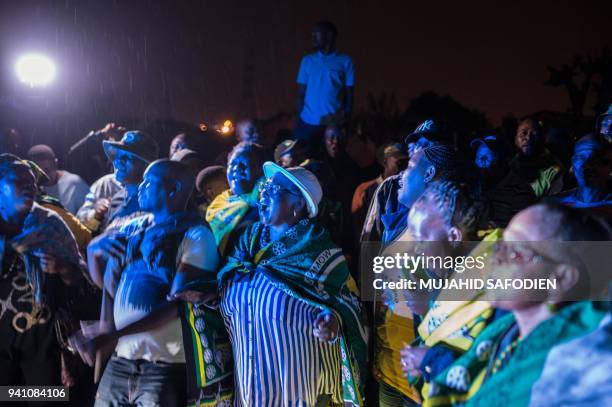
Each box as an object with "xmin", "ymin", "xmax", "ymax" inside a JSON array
[
  {"xmin": 418, "ymin": 229, "xmax": 503, "ymax": 352},
  {"xmin": 424, "ymin": 301, "xmax": 605, "ymax": 407},
  {"xmin": 205, "ymin": 179, "xmax": 263, "ymax": 257}
]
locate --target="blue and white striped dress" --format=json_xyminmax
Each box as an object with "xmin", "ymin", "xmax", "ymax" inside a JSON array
[{"xmin": 220, "ymin": 271, "xmax": 343, "ymax": 406}]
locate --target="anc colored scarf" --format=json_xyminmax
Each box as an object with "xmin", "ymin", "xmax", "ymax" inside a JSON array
[
  {"xmin": 205, "ymin": 178, "xmax": 263, "ymax": 256},
  {"xmin": 218, "ymin": 218, "xmax": 368, "ymax": 406},
  {"xmin": 418, "ymin": 229, "xmax": 503, "ymax": 352},
  {"xmin": 423, "ymin": 301, "xmax": 606, "ymax": 407}
]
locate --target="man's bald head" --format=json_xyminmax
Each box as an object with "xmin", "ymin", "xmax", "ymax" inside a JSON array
[
  {"xmin": 494, "ymin": 203, "xmax": 610, "ymax": 307},
  {"xmin": 139, "ymin": 159, "xmax": 195, "ymax": 213},
  {"xmin": 508, "ymin": 203, "xmax": 610, "ymax": 242},
  {"xmin": 150, "ymin": 159, "xmax": 195, "ymax": 195}
]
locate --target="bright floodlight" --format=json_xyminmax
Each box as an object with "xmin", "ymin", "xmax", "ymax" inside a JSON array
[{"xmin": 15, "ymin": 54, "xmax": 56, "ymax": 87}]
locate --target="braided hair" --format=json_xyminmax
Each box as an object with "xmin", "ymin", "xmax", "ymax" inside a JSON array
[
  {"xmin": 421, "ymin": 180, "xmax": 483, "ymax": 238},
  {"xmin": 421, "ymin": 144, "xmax": 461, "ymax": 181}
]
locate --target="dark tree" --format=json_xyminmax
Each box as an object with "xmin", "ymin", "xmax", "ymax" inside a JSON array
[
  {"xmin": 592, "ymin": 47, "xmax": 612, "ymax": 115},
  {"xmin": 545, "ymin": 55, "xmax": 596, "ymax": 120},
  {"xmin": 545, "ymin": 48, "xmax": 612, "ymax": 121},
  {"xmin": 352, "ymin": 92, "xmax": 404, "ymax": 145},
  {"xmin": 402, "ymin": 91, "xmax": 491, "ymax": 146}
]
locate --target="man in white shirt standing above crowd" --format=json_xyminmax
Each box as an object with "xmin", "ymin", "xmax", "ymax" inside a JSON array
[{"xmin": 296, "ymin": 21, "xmax": 355, "ymax": 157}]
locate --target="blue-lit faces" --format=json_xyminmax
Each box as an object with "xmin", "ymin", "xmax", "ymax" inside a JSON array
[
  {"xmin": 474, "ymin": 144, "xmax": 499, "ymax": 169},
  {"xmin": 169, "ymin": 134, "xmax": 189, "ymax": 158},
  {"xmin": 0, "ymin": 164, "xmax": 36, "ymax": 215},
  {"xmin": 112, "ymin": 150, "xmax": 147, "ymax": 185},
  {"xmin": 137, "ymin": 164, "xmax": 168, "ymax": 213},
  {"xmin": 324, "ymin": 127, "xmax": 344, "ymax": 158},
  {"xmin": 258, "ymin": 173, "xmax": 303, "ymax": 226},
  {"xmin": 407, "ymin": 194, "xmax": 448, "ymax": 242},
  {"xmin": 227, "ymin": 151, "xmax": 259, "ymax": 196},
  {"xmin": 237, "ymin": 121, "xmax": 260, "ymax": 143},
  {"xmin": 572, "ymin": 146, "xmax": 612, "ymax": 188},
  {"xmin": 408, "ymin": 136, "xmax": 435, "ymax": 157},
  {"xmin": 398, "ymin": 150, "xmax": 431, "ymax": 208}
]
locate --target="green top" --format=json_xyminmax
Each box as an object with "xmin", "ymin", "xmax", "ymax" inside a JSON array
[
  {"xmin": 424, "ymin": 301, "xmax": 606, "ymax": 407},
  {"xmin": 510, "ymin": 150, "xmax": 563, "ymax": 197}
]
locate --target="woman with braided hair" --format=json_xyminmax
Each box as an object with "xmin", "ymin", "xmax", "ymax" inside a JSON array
[
  {"xmin": 394, "ymin": 180, "xmax": 486, "ymax": 313},
  {"xmin": 374, "ymin": 145, "xmax": 466, "ymax": 407},
  {"xmin": 395, "ymin": 180, "xmax": 501, "ymax": 402}
]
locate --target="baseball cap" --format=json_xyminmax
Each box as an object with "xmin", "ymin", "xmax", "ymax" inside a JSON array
[
  {"xmin": 470, "ymin": 135, "xmax": 508, "ymax": 159},
  {"xmin": 273, "ymin": 139, "xmax": 301, "ymax": 163},
  {"xmin": 405, "ymin": 119, "xmax": 452, "ymax": 144}
]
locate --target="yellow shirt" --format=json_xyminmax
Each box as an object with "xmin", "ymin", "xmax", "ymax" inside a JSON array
[{"xmin": 374, "ymin": 302, "xmax": 421, "ymax": 403}]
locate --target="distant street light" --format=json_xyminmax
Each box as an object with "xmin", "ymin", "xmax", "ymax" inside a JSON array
[
  {"xmin": 15, "ymin": 53, "xmax": 56, "ymax": 87},
  {"xmin": 219, "ymin": 119, "xmax": 234, "ymax": 135}
]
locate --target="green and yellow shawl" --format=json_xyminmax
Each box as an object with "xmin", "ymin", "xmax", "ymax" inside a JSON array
[
  {"xmin": 205, "ymin": 179, "xmax": 263, "ymax": 257},
  {"xmin": 418, "ymin": 229, "xmax": 503, "ymax": 352},
  {"xmin": 424, "ymin": 301, "xmax": 606, "ymax": 407},
  {"xmin": 218, "ymin": 218, "xmax": 368, "ymax": 406},
  {"xmin": 179, "ymin": 302, "xmax": 233, "ymax": 407}
]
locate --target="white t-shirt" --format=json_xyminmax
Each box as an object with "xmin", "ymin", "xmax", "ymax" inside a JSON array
[
  {"xmin": 297, "ymin": 51, "xmax": 355, "ymax": 125},
  {"xmin": 44, "ymin": 171, "xmax": 90, "ymax": 214},
  {"xmin": 113, "ymin": 223, "xmax": 220, "ymax": 363}
]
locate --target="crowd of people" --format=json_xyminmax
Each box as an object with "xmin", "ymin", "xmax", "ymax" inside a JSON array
[{"xmin": 1, "ymin": 20, "xmax": 612, "ymax": 407}]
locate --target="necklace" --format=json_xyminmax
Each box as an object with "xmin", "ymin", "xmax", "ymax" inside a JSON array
[
  {"xmin": 259, "ymin": 226, "xmax": 272, "ymax": 248},
  {"xmin": 491, "ymin": 337, "xmax": 520, "ymax": 374}
]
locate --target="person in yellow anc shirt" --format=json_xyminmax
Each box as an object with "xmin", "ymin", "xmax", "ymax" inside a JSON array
[{"xmin": 375, "ymin": 300, "xmax": 422, "ymax": 405}]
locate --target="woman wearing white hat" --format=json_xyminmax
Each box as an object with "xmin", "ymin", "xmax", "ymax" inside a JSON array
[{"xmin": 218, "ymin": 161, "xmax": 367, "ymax": 406}]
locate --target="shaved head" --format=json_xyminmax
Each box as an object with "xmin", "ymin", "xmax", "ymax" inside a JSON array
[
  {"xmin": 139, "ymin": 159, "xmax": 196, "ymax": 212},
  {"xmin": 508, "ymin": 203, "xmax": 611, "ymax": 242},
  {"xmin": 149, "ymin": 159, "xmax": 195, "ymax": 195}
]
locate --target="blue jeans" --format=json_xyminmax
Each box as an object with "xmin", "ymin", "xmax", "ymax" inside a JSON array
[{"xmin": 95, "ymin": 355, "xmax": 186, "ymax": 407}]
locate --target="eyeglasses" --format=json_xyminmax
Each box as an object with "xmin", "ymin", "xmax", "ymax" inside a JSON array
[{"xmin": 258, "ymin": 179, "xmax": 301, "ymax": 198}]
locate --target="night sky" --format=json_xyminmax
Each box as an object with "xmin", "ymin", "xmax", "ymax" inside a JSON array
[{"xmin": 0, "ymin": 0, "xmax": 610, "ymax": 148}]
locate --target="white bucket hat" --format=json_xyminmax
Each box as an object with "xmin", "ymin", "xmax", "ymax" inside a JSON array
[{"xmin": 262, "ymin": 161, "xmax": 322, "ymax": 218}]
